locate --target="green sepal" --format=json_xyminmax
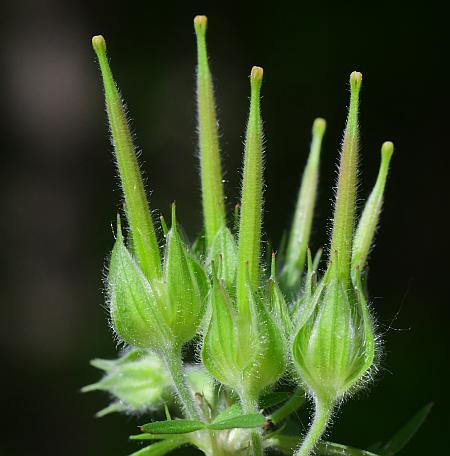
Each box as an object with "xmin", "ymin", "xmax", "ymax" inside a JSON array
[
  {"xmin": 268, "ymin": 254, "xmax": 291, "ymax": 341},
  {"xmin": 108, "ymin": 220, "xmax": 170, "ymax": 349},
  {"xmin": 208, "ymin": 225, "xmax": 238, "ymax": 292},
  {"xmin": 82, "ymin": 349, "xmax": 170, "ymax": 416},
  {"xmin": 129, "ymin": 437, "xmax": 189, "ymax": 456},
  {"xmin": 201, "ymin": 276, "xmax": 239, "ymax": 388},
  {"xmin": 163, "ymin": 204, "xmax": 208, "ymax": 345},
  {"xmin": 238, "ymin": 274, "xmax": 287, "ymax": 398}
]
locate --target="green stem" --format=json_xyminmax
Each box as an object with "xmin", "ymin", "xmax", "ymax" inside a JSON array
[
  {"xmin": 295, "ymin": 396, "xmax": 333, "ymax": 456},
  {"xmin": 162, "ymin": 348, "xmax": 201, "ymax": 420},
  {"xmin": 194, "ymin": 16, "xmax": 226, "ymax": 247},
  {"xmin": 270, "ymin": 388, "xmax": 306, "ymax": 425},
  {"xmin": 241, "ymin": 394, "xmax": 264, "ymax": 456}
]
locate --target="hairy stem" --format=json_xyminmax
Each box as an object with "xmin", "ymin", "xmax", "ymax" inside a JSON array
[
  {"xmin": 241, "ymin": 393, "xmax": 264, "ymax": 456},
  {"xmin": 162, "ymin": 348, "xmax": 201, "ymax": 420},
  {"xmin": 296, "ymin": 396, "xmax": 333, "ymax": 456}
]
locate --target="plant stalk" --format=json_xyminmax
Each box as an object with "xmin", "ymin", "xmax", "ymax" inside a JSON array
[
  {"xmin": 241, "ymin": 393, "xmax": 264, "ymax": 456},
  {"xmin": 162, "ymin": 348, "xmax": 201, "ymax": 420},
  {"xmin": 295, "ymin": 396, "xmax": 333, "ymax": 456}
]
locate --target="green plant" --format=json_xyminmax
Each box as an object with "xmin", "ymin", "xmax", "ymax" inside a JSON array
[{"xmin": 84, "ymin": 15, "xmax": 431, "ymax": 456}]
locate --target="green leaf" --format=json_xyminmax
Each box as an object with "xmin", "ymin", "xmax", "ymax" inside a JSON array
[
  {"xmin": 208, "ymin": 413, "xmax": 265, "ymax": 430},
  {"xmin": 129, "ymin": 437, "xmax": 189, "ymax": 456},
  {"xmin": 140, "ymin": 419, "xmax": 205, "ymax": 434},
  {"xmin": 259, "ymin": 391, "xmax": 290, "ymax": 409},
  {"xmin": 266, "ymin": 434, "xmax": 380, "ymax": 456},
  {"xmin": 130, "ymin": 434, "xmax": 175, "ymax": 441},
  {"xmin": 317, "ymin": 442, "xmax": 380, "ymax": 456},
  {"xmin": 212, "ymin": 403, "xmax": 241, "ymax": 423},
  {"xmin": 379, "ymin": 403, "xmax": 433, "ymax": 455}
]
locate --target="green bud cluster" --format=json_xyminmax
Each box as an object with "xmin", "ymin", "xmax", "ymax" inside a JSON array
[{"xmin": 89, "ymin": 15, "xmax": 394, "ymax": 456}]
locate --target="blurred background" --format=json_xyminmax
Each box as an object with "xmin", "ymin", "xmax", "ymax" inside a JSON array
[{"xmin": 1, "ymin": 1, "xmax": 448, "ymax": 454}]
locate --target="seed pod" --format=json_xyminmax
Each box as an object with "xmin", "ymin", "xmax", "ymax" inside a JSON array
[
  {"xmin": 108, "ymin": 212, "xmax": 208, "ymax": 350},
  {"xmin": 202, "ymin": 272, "xmax": 286, "ymax": 401}
]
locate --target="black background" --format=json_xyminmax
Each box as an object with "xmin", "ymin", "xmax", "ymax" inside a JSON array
[{"xmin": 1, "ymin": 1, "xmax": 448, "ymax": 455}]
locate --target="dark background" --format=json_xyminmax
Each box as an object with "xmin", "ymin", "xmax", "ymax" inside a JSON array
[{"xmin": 1, "ymin": 1, "xmax": 448, "ymax": 455}]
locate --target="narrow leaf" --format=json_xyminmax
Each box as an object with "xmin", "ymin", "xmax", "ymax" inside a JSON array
[
  {"xmin": 379, "ymin": 403, "xmax": 433, "ymax": 455},
  {"xmin": 129, "ymin": 437, "xmax": 189, "ymax": 456},
  {"xmin": 208, "ymin": 413, "xmax": 265, "ymax": 430},
  {"xmin": 317, "ymin": 441, "xmax": 381, "ymax": 456},
  {"xmin": 212, "ymin": 403, "xmax": 242, "ymax": 423},
  {"xmin": 266, "ymin": 434, "xmax": 380, "ymax": 456},
  {"xmin": 140, "ymin": 419, "xmax": 205, "ymax": 434}
]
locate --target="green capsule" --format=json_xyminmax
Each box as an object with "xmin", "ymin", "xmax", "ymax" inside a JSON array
[
  {"xmin": 202, "ymin": 272, "xmax": 286, "ymax": 403},
  {"xmin": 108, "ymin": 211, "xmax": 208, "ymax": 350},
  {"xmin": 291, "ymin": 72, "xmax": 384, "ymax": 456}
]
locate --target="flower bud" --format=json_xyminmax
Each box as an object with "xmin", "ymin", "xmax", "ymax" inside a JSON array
[
  {"xmin": 82, "ymin": 349, "xmax": 171, "ymax": 416},
  {"xmin": 83, "ymin": 350, "xmax": 215, "ymax": 418}
]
